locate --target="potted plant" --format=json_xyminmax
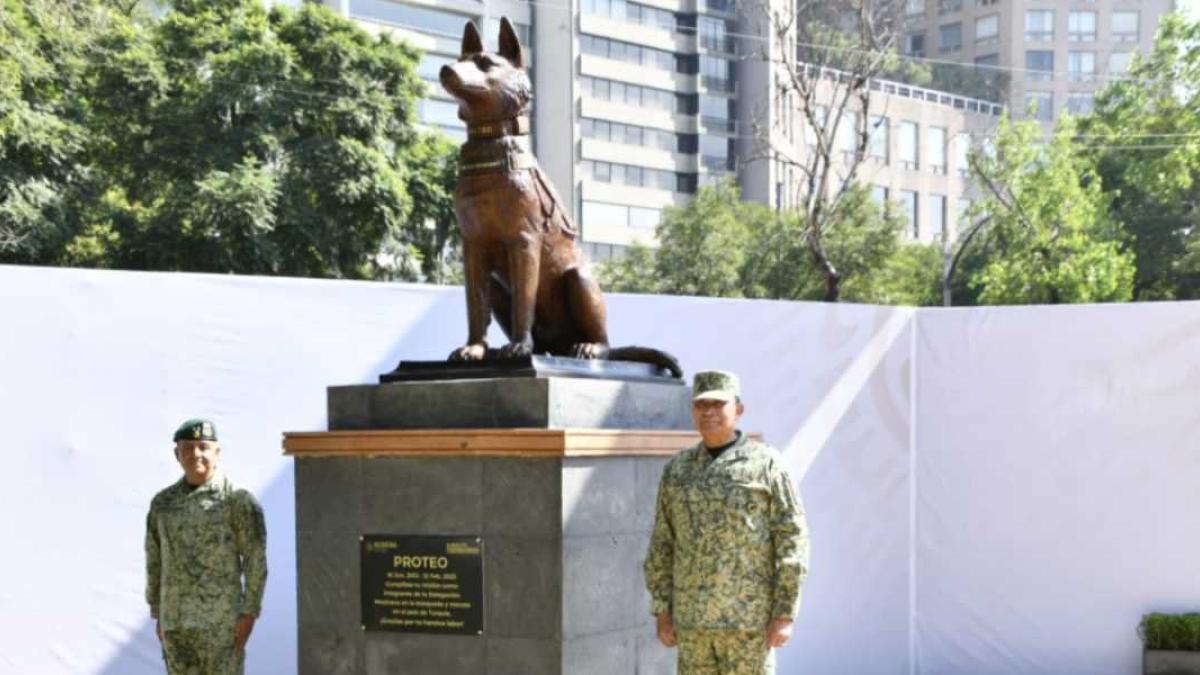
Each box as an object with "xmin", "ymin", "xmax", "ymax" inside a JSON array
[{"xmin": 1142, "ymin": 613, "xmax": 1200, "ymax": 674}]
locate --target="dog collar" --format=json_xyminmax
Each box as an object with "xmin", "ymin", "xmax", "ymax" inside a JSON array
[
  {"xmin": 466, "ymin": 115, "xmax": 531, "ymax": 140},
  {"xmin": 458, "ymin": 136, "xmax": 537, "ymax": 176}
]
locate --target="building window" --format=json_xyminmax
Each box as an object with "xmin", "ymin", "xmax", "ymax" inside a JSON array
[
  {"xmin": 629, "ymin": 206, "xmax": 661, "ymax": 229},
  {"xmin": 899, "ymin": 121, "xmax": 919, "ymax": 170},
  {"xmin": 1025, "ymin": 50, "xmax": 1054, "ymax": 83},
  {"xmin": 976, "ymin": 0, "xmax": 996, "ymax": 6},
  {"xmin": 938, "ymin": 0, "xmax": 961, "ymax": 15},
  {"xmin": 1066, "ymin": 94, "xmax": 1094, "ymax": 116},
  {"xmin": 420, "ymin": 99, "xmax": 463, "ymax": 130},
  {"xmin": 580, "ymin": 35, "xmax": 676, "ymax": 72},
  {"xmin": 582, "ymin": 200, "xmax": 630, "ymax": 228},
  {"xmin": 416, "ymin": 54, "xmax": 456, "ymax": 82},
  {"xmin": 928, "ymin": 127, "xmax": 947, "ymax": 175},
  {"xmin": 952, "ymin": 134, "xmax": 970, "ymax": 177},
  {"xmin": 904, "ymin": 33, "xmax": 926, "ymax": 57},
  {"xmin": 899, "ymin": 190, "xmax": 919, "ymax": 238},
  {"xmin": 350, "ymin": 0, "xmax": 476, "ymax": 36},
  {"xmin": 871, "ymin": 185, "xmax": 889, "ymax": 210},
  {"xmin": 1112, "ymin": 12, "xmax": 1139, "ymax": 42},
  {"xmin": 580, "ymin": 242, "xmax": 631, "ymax": 261},
  {"xmin": 1068, "ymin": 51, "xmax": 1096, "ymax": 83},
  {"xmin": 700, "ymin": 55, "xmax": 734, "ymax": 93},
  {"xmin": 580, "ymin": 76, "xmax": 678, "ymax": 113},
  {"xmin": 1024, "ymin": 10, "xmax": 1055, "ymax": 42},
  {"xmin": 929, "ymin": 194, "xmax": 947, "ymax": 239},
  {"xmin": 906, "ymin": 0, "xmax": 926, "ymax": 17},
  {"xmin": 939, "ymin": 23, "xmax": 962, "ymax": 52},
  {"xmin": 1109, "ymin": 51, "xmax": 1132, "ymax": 76},
  {"xmin": 699, "ymin": 17, "xmax": 734, "ymax": 53},
  {"xmin": 581, "ymin": 160, "xmax": 686, "ymax": 192},
  {"xmin": 581, "ymin": 117, "xmax": 679, "ymax": 152},
  {"xmin": 1024, "ymin": 92, "xmax": 1053, "ymax": 121},
  {"xmin": 805, "ymin": 105, "xmax": 828, "ymax": 146},
  {"xmin": 869, "ymin": 116, "xmax": 889, "ymax": 162},
  {"xmin": 582, "ymin": 200, "xmax": 662, "ymax": 230},
  {"xmin": 837, "ymin": 111, "xmax": 859, "ymax": 155},
  {"xmin": 700, "ymin": 134, "xmax": 731, "ymax": 170},
  {"xmin": 1068, "ymin": 11, "xmax": 1097, "ymax": 42},
  {"xmin": 975, "ymin": 15, "xmax": 999, "ymax": 45}
]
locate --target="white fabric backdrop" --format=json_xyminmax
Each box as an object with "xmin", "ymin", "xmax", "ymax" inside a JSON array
[
  {"xmin": 0, "ymin": 266, "xmax": 914, "ymax": 674},
  {"xmin": 915, "ymin": 302, "xmax": 1200, "ymax": 674}
]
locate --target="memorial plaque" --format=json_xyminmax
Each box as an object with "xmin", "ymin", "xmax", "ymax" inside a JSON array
[{"xmin": 360, "ymin": 534, "xmax": 484, "ymax": 635}]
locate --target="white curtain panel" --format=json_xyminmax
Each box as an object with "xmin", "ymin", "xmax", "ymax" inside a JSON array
[
  {"xmin": 7, "ymin": 265, "xmax": 1198, "ymax": 674},
  {"xmin": 914, "ymin": 303, "xmax": 1200, "ymax": 675}
]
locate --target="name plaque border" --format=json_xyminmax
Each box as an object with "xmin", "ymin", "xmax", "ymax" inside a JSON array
[{"xmin": 359, "ymin": 533, "xmax": 485, "ymax": 636}]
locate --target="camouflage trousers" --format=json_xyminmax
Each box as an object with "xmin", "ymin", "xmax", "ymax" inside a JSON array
[
  {"xmin": 676, "ymin": 629, "xmax": 774, "ymax": 675},
  {"xmin": 161, "ymin": 627, "xmax": 245, "ymax": 675}
]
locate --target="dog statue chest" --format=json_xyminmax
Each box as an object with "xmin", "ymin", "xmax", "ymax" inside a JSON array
[{"xmin": 455, "ymin": 172, "xmax": 538, "ymax": 242}]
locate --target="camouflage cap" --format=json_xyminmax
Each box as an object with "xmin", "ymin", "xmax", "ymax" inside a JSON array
[
  {"xmin": 173, "ymin": 418, "xmax": 218, "ymax": 442},
  {"xmin": 692, "ymin": 370, "xmax": 740, "ymax": 402}
]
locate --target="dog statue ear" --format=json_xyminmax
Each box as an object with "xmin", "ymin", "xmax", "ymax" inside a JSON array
[
  {"xmin": 498, "ymin": 17, "xmax": 525, "ymax": 69},
  {"xmin": 461, "ymin": 21, "xmax": 483, "ymax": 57}
]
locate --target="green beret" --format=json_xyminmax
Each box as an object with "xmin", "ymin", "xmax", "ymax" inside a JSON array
[
  {"xmin": 692, "ymin": 370, "xmax": 740, "ymax": 402},
  {"xmin": 174, "ymin": 418, "xmax": 218, "ymax": 442}
]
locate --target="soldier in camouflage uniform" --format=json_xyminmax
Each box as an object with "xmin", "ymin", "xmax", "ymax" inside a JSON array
[
  {"xmin": 644, "ymin": 371, "xmax": 809, "ymax": 675},
  {"xmin": 145, "ymin": 418, "xmax": 267, "ymax": 675}
]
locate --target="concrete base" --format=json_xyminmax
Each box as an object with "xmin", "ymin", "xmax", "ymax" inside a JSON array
[
  {"xmin": 289, "ymin": 377, "xmax": 696, "ymax": 675},
  {"xmin": 328, "ymin": 377, "xmax": 692, "ymax": 431},
  {"xmin": 288, "ymin": 425, "xmax": 696, "ymax": 667}
]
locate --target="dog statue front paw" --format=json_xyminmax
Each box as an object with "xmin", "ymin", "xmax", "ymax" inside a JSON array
[
  {"xmin": 569, "ymin": 343, "xmax": 607, "ymax": 360},
  {"xmin": 449, "ymin": 343, "xmax": 488, "ymax": 361},
  {"xmin": 497, "ymin": 341, "xmax": 533, "ymax": 360}
]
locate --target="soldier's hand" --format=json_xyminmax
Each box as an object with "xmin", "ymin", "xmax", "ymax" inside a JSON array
[
  {"xmin": 656, "ymin": 613, "xmax": 677, "ymax": 648},
  {"xmin": 766, "ymin": 618, "xmax": 793, "ymax": 648},
  {"xmin": 233, "ymin": 614, "xmax": 257, "ymax": 652}
]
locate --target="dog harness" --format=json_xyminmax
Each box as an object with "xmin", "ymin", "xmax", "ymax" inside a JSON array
[{"xmin": 459, "ymin": 115, "xmax": 537, "ymax": 176}]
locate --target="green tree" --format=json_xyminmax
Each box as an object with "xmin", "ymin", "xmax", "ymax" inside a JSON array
[
  {"xmin": 0, "ymin": 0, "xmax": 109, "ymax": 262},
  {"xmin": 1080, "ymin": 13, "xmax": 1200, "ymax": 299},
  {"xmin": 400, "ymin": 130, "xmax": 460, "ymax": 283},
  {"xmin": 961, "ymin": 114, "xmax": 1135, "ymax": 304},
  {"xmin": 652, "ymin": 180, "xmax": 760, "ymax": 298},
  {"xmin": 1, "ymin": 0, "xmax": 458, "ymax": 281},
  {"xmin": 597, "ymin": 242, "xmax": 659, "ymax": 294},
  {"xmin": 597, "ymin": 181, "xmax": 943, "ymax": 305}
]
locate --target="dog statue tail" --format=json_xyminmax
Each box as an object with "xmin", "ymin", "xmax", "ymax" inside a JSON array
[{"xmin": 604, "ymin": 346, "xmax": 683, "ymax": 379}]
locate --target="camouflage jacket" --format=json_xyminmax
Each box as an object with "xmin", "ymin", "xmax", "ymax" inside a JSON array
[
  {"xmin": 145, "ymin": 471, "xmax": 267, "ymax": 630},
  {"xmin": 644, "ymin": 432, "xmax": 809, "ymax": 630}
]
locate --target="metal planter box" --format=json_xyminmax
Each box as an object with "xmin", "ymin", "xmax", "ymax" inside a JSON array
[{"xmin": 1145, "ymin": 650, "xmax": 1200, "ymax": 675}]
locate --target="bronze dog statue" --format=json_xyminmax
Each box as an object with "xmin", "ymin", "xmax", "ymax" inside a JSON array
[{"xmin": 439, "ymin": 18, "xmax": 681, "ymax": 378}]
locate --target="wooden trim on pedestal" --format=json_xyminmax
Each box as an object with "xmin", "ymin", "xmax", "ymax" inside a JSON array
[{"xmin": 282, "ymin": 429, "xmax": 704, "ymax": 458}]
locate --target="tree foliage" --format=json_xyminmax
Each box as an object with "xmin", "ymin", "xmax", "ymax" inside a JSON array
[
  {"xmin": 597, "ymin": 180, "xmax": 943, "ymax": 305},
  {"xmin": 960, "ymin": 115, "xmax": 1135, "ymax": 304},
  {"xmin": 1079, "ymin": 14, "xmax": 1200, "ymax": 300},
  {"xmin": 0, "ymin": 0, "xmax": 457, "ymax": 281}
]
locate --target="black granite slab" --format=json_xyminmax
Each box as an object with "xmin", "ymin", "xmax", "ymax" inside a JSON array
[{"xmin": 380, "ymin": 354, "xmax": 682, "ymax": 384}]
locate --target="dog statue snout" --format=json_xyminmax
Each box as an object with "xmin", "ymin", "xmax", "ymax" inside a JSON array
[{"xmin": 439, "ymin": 65, "xmax": 458, "ymax": 90}]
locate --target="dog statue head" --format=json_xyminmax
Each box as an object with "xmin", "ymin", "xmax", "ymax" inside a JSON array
[{"xmin": 439, "ymin": 18, "xmax": 533, "ymax": 125}]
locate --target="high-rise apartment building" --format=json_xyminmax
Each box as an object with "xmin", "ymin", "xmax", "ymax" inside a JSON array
[
  {"xmin": 328, "ymin": 0, "xmax": 1007, "ymax": 256},
  {"xmin": 900, "ymin": 0, "xmax": 1174, "ymax": 121}
]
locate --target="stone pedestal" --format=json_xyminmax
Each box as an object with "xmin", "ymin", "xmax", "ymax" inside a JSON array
[{"xmin": 285, "ymin": 377, "xmax": 695, "ymax": 675}]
